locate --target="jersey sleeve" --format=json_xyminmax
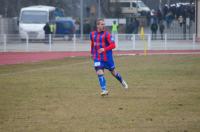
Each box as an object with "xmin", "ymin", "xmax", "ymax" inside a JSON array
[
  {"xmin": 90, "ymin": 32, "xmax": 94, "ymax": 55},
  {"xmin": 104, "ymin": 32, "xmax": 116, "ymax": 51}
]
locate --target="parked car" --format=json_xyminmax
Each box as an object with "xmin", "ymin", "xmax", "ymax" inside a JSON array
[
  {"xmin": 55, "ymin": 18, "xmax": 75, "ymax": 40},
  {"xmin": 110, "ymin": 0, "xmax": 150, "ymax": 16}
]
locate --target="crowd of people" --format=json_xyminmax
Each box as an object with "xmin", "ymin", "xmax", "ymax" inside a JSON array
[
  {"xmin": 148, "ymin": 3, "xmax": 195, "ymax": 28},
  {"xmin": 43, "ymin": 2, "xmax": 195, "ymax": 42},
  {"xmin": 146, "ymin": 3, "xmax": 195, "ymax": 39},
  {"xmin": 111, "ymin": 3, "xmax": 195, "ymax": 40}
]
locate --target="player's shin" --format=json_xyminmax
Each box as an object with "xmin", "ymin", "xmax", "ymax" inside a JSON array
[
  {"xmin": 114, "ymin": 72, "xmax": 123, "ymax": 83},
  {"xmin": 98, "ymin": 74, "xmax": 106, "ymax": 91},
  {"xmin": 113, "ymin": 72, "xmax": 128, "ymax": 89}
]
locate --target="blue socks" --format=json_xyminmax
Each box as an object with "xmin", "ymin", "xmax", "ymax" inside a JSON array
[
  {"xmin": 98, "ymin": 74, "xmax": 106, "ymax": 91},
  {"xmin": 97, "ymin": 73, "xmax": 122, "ymax": 91},
  {"xmin": 114, "ymin": 72, "xmax": 123, "ymax": 83}
]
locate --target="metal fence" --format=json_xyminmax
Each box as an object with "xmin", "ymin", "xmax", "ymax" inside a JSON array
[{"xmin": 0, "ymin": 34, "xmax": 199, "ymax": 52}]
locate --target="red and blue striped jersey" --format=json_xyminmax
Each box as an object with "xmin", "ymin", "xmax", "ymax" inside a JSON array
[{"xmin": 90, "ymin": 31, "xmax": 116, "ymax": 61}]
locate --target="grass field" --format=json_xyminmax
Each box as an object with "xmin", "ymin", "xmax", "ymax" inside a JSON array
[{"xmin": 0, "ymin": 54, "xmax": 200, "ymax": 132}]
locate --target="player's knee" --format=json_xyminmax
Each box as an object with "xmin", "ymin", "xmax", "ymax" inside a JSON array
[
  {"xmin": 110, "ymin": 69, "xmax": 116, "ymax": 76},
  {"xmin": 96, "ymin": 69, "xmax": 104, "ymax": 75}
]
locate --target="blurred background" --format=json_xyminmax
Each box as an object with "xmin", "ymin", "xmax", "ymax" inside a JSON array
[{"xmin": 0, "ymin": 0, "xmax": 195, "ymax": 34}]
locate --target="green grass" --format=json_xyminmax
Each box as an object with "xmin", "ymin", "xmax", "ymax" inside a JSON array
[{"xmin": 0, "ymin": 55, "xmax": 200, "ymax": 132}]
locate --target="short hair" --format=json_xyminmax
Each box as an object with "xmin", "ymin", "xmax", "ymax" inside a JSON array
[{"xmin": 96, "ymin": 18, "xmax": 104, "ymax": 25}]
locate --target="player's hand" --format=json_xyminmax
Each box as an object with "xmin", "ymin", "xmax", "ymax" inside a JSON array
[{"xmin": 98, "ymin": 48, "xmax": 105, "ymax": 53}]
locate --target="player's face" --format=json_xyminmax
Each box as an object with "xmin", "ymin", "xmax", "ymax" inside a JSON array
[{"xmin": 97, "ymin": 20, "xmax": 105, "ymax": 32}]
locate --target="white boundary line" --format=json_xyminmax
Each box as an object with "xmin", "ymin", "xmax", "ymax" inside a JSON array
[
  {"xmin": 0, "ymin": 61, "xmax": 90, "ymax": 77},
  {"xmin": 116, "ymin": 52, "xmax": 200, "ymax": 56}
]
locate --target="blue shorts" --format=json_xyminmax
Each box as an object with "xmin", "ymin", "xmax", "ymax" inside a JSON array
[{"xmin": 94, "ymin": 60, "xmax": 115, "ymax": 71}]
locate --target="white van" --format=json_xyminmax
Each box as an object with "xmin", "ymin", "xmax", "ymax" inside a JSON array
[
  {"xmin": 110, "ymin": 0, "xmax": 150, "ymax": 15},
  {"xmin": 19, "ymin": 5, "xmax": 63, "ymax": 40}
]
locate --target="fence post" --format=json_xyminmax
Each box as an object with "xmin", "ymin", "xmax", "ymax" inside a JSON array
[
  {"xmin": 26, "ymin": 34, "xmax": 29, "ymax": 51},
  {"xmin": 192, "ymin": 34, "xmax": 196, "ymax": 50},
  {"xmin": 3, "ymin": 34, "xmax": 6, "ymax": 52},
  {"xmin": 132, "ymin": 34, "xmax": 135, "ymax": 50},
  {"xmin": 73, "ymin": 34, "xmax": 76, "ymax": 51},
  {"xmin": 147, "ymin": 34, "xmax": 151, "ymax": 50},
  {"xmin": 49, "ymin": 34, "xmax": 52, "ymax": 51},
  {"xmin": 164, "ymin": 34, "xmax": 167, "ymax": 50}
]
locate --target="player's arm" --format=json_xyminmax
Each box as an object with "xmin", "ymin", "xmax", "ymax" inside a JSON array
[
  {"xmin": 104, "ymin": 32, "xmax": 115, "ymax": 51},
  {"xmin": 90, "ymin": 33, "xmax": 94, "ymax": 55}
]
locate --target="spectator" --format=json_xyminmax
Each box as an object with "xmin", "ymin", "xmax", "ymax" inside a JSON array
[
  {"xmin": 43, "ymin": 22, "xmax": 51, "ymax": 43},
  {"xmin": 146, "ymin": 11, "xmax": 151, "ymax": 26},
  {"xmin": 49, "ymin": 21, "xmax": 56, "ymax": 34},
  {"xmin": 151, "ymin": 22, "xmax": 158, "ymax": 40},
  {"xmin": 49, "ymin": 21, "xmax": 56, "ymax": 42},
  {"xmin": 126, "ymin": 22, "xmax": 133, "ymax": 40},
  {"xmin": 157, "ymin": 9, "xmax": 163, "ymax": 23},
  {"xmin": 163, "ymin": 4, "xmax": 169, "ymax": 18},
  {"xmin": 159, "ymin": 21, "xmax": 165, "ymax": 40},
  {"xmin": 111, "ymin": 20, "xmax": 118, "ymax": 37},
  {"xmin": 132, "ymin": 18, "xmax": 140, "ymax": 34},
  {"xmin": 165, "ymin": 12, "xmax": 173, "ymax": 28},
  {"xmin": 75, "ymin": 20, "xmax": 80, "ymax": 37},
  {"xmin": 178, "ymin": 15, "xmax": 183, "ymax": 27}
]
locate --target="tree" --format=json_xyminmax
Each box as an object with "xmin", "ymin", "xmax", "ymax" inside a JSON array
[{"xmin": 109, "ymin": 1, "xmax": 122, "ymax": 18}]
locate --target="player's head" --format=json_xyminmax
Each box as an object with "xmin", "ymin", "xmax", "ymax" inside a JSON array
[{"xmin": 96, "ymin": 18, "xmax": 105, "ymax": 32}]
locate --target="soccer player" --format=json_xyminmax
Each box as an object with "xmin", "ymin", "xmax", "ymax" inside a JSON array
[{"xmin": 90, "ymin": 18, "xmax": 128, "ymax": 96}]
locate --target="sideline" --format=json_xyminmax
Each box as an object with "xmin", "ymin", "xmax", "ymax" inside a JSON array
[
  {"xmin": 1, "ymin": 50, "xmax": 200, "ymax": 65},
  {"xmin": 0, "ymin": 55, "xmax": 129, "ymax": 77},
  {"xmin": 0, "ymin": 61, "xmax": 90, "ymax": 77}
]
